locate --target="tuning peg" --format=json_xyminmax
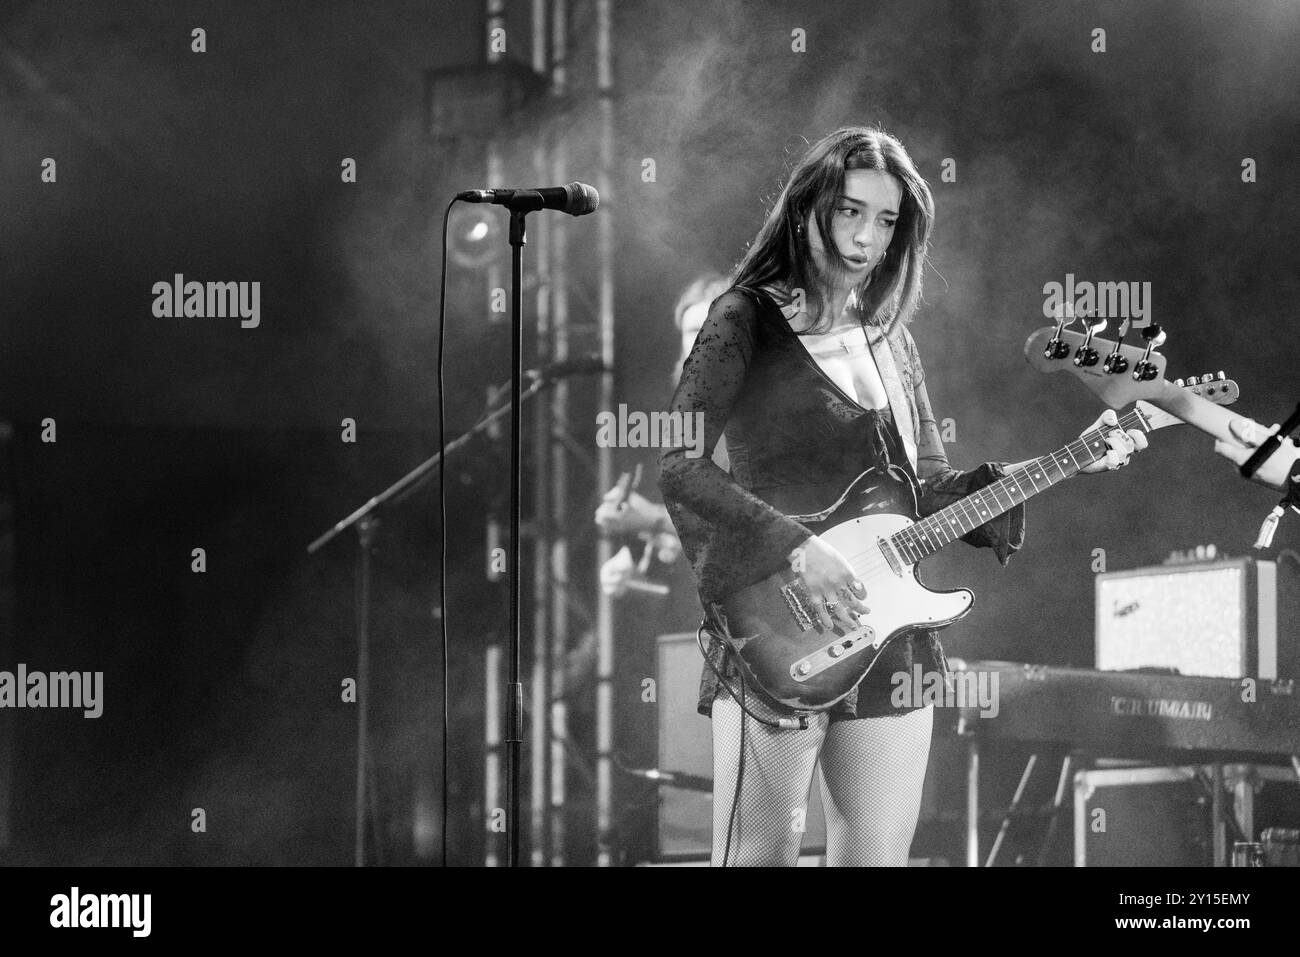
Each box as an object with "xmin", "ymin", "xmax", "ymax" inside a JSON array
[
  {"xmin": 1044, "ymin": 312, "xmax": 1072, "ymax": 360},
  {"xmin": 1215, "ymin": 371, "xmax": 1226, "ymax": 380},
  {"xmin": 1174, "ymin": 378, "xmax": 1185, "ymax": 387},
  {"xmin": 1073, "ymin": 315, "xmax": 1105, "ymax": 369},
  {"xmin": 1186, "ymin": 375, "xmax": 1200, "ymax": 386},
  {"xmin": 1201, "ymin": 371, "xmax": 1213, "ymax": 383},
  {"xmin": 1102, "ymin": 318, "xmax": 1130, "ymax": 374},
  {"xmin": 1132, "ymin": 323, "xmax": 1165, "ymax": 382}
]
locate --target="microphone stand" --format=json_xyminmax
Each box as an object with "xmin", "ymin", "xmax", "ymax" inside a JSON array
[
  {"xmin": 504, "ymin": 200, "xmax": 533, "ymax": 869},
  {"xmin": 450, "ymin": 186, "xmax": 595, "ymax": 865},
  {"xmin": 1227, "ymin": 401, "xmax": 1300, "ymax": 551},
  {"xmin": 499, "ymin": 193, "xmax": 581, "ymax": 866},
  {"xmin": 1240, "ymin": 402, "xmax": 1300, "ymax": 482},
  {"xmin": 306, "ymin": 304, "xmax": 556, "ymax": 867}
]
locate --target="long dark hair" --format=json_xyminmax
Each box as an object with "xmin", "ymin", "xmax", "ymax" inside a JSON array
[{"xmin": 732, "ymin": 126, "xmax": 935, "ymax": 334}]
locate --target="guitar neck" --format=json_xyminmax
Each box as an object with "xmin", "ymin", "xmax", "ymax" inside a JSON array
[
  {"xmin": 1139, "ymin": 378, "xmax": 1249, "ymax": 445},
  {"xmin": 892, "ymin": 408, "xmax": 1148, "ymax": 564}
]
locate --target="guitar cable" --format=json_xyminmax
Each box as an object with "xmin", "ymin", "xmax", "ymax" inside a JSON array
[
  {"xmin": 696, "ymin": 621, "xmax": 812, "ymax": 867},
  {"xmin": 695, "ymin": 623, "xmax": 813, "ymax": 733},
  {"xmin": 726, "ymin": 671, "xmax": 746, "ymax": 867}
]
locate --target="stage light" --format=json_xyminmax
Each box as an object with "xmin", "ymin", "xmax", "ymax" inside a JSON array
[{"xmin": 447, "ymin": 204, "xmax": 503, "ymax": 270}]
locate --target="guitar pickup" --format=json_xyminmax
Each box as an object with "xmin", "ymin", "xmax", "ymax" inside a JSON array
[{"xmin": 878, "ymin": 536, "xmax": 903, "ymax": 575}]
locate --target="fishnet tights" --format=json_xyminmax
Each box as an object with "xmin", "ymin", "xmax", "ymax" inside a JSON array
[{"xmin": 710, "ymin": 694, "xmax": 933, "ymax": 867}]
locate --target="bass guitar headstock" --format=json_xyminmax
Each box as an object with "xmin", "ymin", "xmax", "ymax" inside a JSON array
[
  {"xmin": 1025, "ymin": 315, "xmax": 1255, "ymax": 452},
  {"xmin": 1024, "ymin": 317, "xmax": 1177, "ymax": 407}
]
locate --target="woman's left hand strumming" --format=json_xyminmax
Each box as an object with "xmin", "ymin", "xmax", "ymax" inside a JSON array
[{"xmin": 1078, "ymin": 408, "xmax": 1148, "ymax": 474}]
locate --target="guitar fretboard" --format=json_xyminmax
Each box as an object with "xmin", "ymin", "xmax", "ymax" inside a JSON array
[{"xmin": 890, "ymin": 408, "xmax": 1146, "ymax": 564}]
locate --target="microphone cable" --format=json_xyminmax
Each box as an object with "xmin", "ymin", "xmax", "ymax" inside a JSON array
[{"xmin": 437, "ymin": 199, "xmax": 454, "ymax": 867}]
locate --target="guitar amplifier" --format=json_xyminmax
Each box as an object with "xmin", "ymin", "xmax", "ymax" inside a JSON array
[
  {"xmin": 1095, "ymin": 557, "xmax": 1300, "ymax": 679},
  {"xmin": 655, "ymin": 633, "xmax": 827, "ymax": 859}
]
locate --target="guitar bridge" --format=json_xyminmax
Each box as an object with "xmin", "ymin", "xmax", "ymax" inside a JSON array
[{"xmin": 779, "ymin": 579, "xmax": 817, "ymax": 632}]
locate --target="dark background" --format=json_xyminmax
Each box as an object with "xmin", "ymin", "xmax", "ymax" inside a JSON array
[{"xmin": 0, "ymin": 0, "xmax": 1296, "ymax": 865}]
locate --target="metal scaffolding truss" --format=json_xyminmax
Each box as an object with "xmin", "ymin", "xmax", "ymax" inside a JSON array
[{"xmin": 459, "ymin": 0, "xmax": 617, "ymax": 867}]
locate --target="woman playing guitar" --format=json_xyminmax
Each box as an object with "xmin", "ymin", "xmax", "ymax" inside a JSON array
[{"xmin": 656, "ymin": 126, "xmax": 1146, "ymax": 867}]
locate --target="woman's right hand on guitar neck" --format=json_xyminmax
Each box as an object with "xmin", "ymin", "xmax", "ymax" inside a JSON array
[{"xmin": 788, "ymin": 535, "xmax": 870, "ymax": 630}]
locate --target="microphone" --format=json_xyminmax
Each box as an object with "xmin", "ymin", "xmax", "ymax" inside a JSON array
[{"xmin": 456, "ymin": 182, "xmax": 599, "ymax": 217}]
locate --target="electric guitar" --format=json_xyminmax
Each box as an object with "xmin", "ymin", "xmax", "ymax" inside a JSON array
[{"xmin": 706, "ymin": 372, "xmax": 1239, "ymax": 713}]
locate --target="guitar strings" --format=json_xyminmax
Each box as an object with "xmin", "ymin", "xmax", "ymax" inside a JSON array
[{"xmin": 826, "ymin": 414, "xmax": 1143, "ymax": 581}]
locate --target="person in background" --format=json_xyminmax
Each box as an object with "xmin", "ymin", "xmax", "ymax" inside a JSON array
[{"xmin": 595, "ymin": 272, "xmax": 731, "ymax": 595}]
